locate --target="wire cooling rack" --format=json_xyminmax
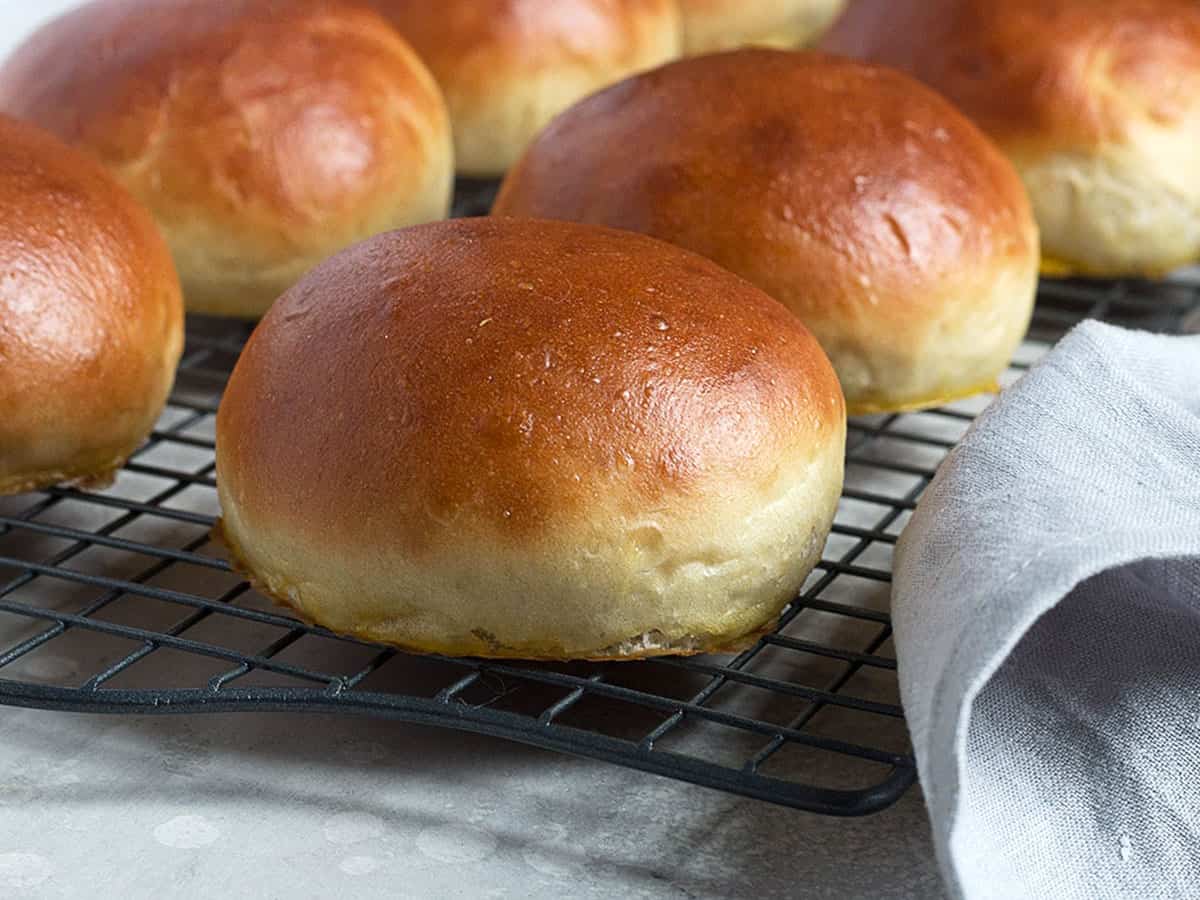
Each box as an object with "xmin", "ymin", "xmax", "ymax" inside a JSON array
[{"xmin": 1, "ymin": 182, "xmax": 1197, "ymax": 818}]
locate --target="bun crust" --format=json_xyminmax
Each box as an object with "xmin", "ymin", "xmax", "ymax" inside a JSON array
[
  {"xmin": 678, "ymin": 0, "xmax": 845, "ymax": 54},
  {"xmin": 0, "ymin": 116, "xmax": 183, "ymax": 495},
  {"xmin": 216, "ymin": 218, "xmax": 846, "ymax": 659},
  {"xmin": 821, "ymin": 0, "xmax": 1200, "ymax": 276},
  {"xmin": 494, "ymin": 50, "xmax": 1038, "ymax": 414},
  {"xmin": 367, "ymin": 0, "xmax": 680, "ymax": 177},
  {"xmin": 0, "ymin": 0, "xmax": 453, "ymax": 317}
]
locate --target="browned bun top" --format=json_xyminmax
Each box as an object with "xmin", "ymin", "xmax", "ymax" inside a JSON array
[
  {"xmin": 0, "ymin": 114, "xmax": 183, "ymax": 490},
  {"xmin": 217, "ymin": 218, "xmax": 843, "ymax": 553},
  {"xmin": 0, "ymin": 0, "xmax": 451, "ymax": 315},
  {"xmin": 821, "ymin": 0, "xmax": 1200, "ymax": 151},
  {"xmin": 494, "ymin": 49, "xmax": 1034, "ymax": 335}
]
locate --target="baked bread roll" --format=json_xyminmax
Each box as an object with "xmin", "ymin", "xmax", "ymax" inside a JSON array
[
  {"xmin": 494, "ymin": 50, "xmax": 1039, "ymax": 414},
  {"xmin": 0, "ymin": 116, "xmax": 183, "ymax": 496},
  {"xmin": 679, "ymin": 0, "xmax": 846, "ymax": 54},
  {"xmin": 0, "ymin": 0, "xmax": 453, "ymax": 318},
  {"xmin": 821, "ymin": 0, "xmax": 1200, "ymax": 277},
  {"xmin": 216, "ymin": 218, "xmax": 846, "ymax": 660},
  {"xmin": 366, "ymin": 0, "xmax": 680, "ymax": 177}
]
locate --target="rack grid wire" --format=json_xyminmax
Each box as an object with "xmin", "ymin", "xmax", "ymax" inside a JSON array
[{"xmin": 1, "ymin": 181, "xmax": 1197, "ymax": 817}]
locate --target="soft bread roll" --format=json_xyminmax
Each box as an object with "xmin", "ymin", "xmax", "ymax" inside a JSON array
[
  {"xmin": 365, "ymin": 0, "xmax": 680, "ymax": 177},
  {"xmin": 215, "ymin": 218, "xmax": 846, "ymax": 660},
  {"xmin": 821, "ymin": 0, "xmax": 1200, "ymax": 277},
  {"xmin": 0, "ymin": 0, "xmax": 453, "ymax": 318},
  {"xmin": 0, "ymin": 115, "xmax": 183, "ymax": 496},
  {"xmin": 494, "ymin": 50, "xmax": 1039, "ymax": 415},
  {"xmin": 679, "ymin": 0, "xmax": 846, "ymax": 54}
]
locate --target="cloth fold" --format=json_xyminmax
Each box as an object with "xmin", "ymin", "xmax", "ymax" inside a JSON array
[{"xmin": 893, "ymin": 320, "xmax": 1200, "ymax": 899}]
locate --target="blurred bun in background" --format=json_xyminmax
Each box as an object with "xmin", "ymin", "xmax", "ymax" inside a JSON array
[
  {"xmin": 821, "ymin": 0, "xmax": 1200, "ymax": 277},
  {"xmin": 366, "ymin": 0, "xmax": 681, "ymax": 177},
  {"xmin": 0, "ymin": 0, "xmax": 453, "ymax": 317}
]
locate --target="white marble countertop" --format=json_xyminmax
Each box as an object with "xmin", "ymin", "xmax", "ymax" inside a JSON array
[{"xmin": 1, "ymin": 703, "xmax": 942, "ymax": 899}]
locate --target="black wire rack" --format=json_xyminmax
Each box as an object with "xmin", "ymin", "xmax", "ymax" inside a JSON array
[{"xmin": 1, "ymin": 181, "xmax": 1197, "ymax": 818}]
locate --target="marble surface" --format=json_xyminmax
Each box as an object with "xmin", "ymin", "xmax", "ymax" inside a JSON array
[{"xmin": 1, "ymin": 705, "xmax": 943, "ymax": 899}]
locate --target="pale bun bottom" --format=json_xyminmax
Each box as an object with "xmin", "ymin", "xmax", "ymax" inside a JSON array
[
  {"xmin": 0, "ymin": 451, "xmax": 131, "ymax": 497},
  {"xmin": 807, "ymin": 261, "xmax": 1037, "ymax": 415},
  {"xmin": 214, "ymin": 433, "xmax": 845, "ymax": 661},
  {"xmin": 1018, "ymin": 147, "xmax": 1200, "ymax": 278}
]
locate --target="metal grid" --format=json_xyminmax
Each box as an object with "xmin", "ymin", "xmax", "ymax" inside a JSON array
[{"xmin": 0, "ymin": 182, "xmax": 1196, "ymax": 817}]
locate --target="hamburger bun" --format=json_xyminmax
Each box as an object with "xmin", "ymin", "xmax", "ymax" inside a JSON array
[
  {"xmin": 215, "ymin": 217, "xmax": 846, "ymax": 659},
  {"xmin": 494, "ymin": 50, "xmax": 1039, "ymax": 414},
  {"xmin": 0, "ymin": 115, "xmax": 183, "ymax": 495},
  {"xmin": 821, "ymin": 0, "xmax": 1200, "ymax": 277},
  {"xmin": 366, "ymin": 0, "xmax": 680, "ymax": 177},
  {"xmin": 0, "ymin": 0, "xmax": 453, "ymax": 317}
]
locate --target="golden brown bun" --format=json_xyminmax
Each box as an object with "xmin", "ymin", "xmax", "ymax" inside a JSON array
[
  {"xmin": 494, "ymin": 50, "xmax": 1039, "ymax": 414},
  {"xmin": 0, "ymin": 0, "xmax": 453, "ymax": 317},
  {"xmin": 216, "ymin": 218, "xmax": 846, "ymax": 660},
  {"xmin": 679, "ymin": 0, "xmax": 846, "ymax": 54},
  {"xmin": 821, "ymin": 0, "xmax": 1200, "ymax": 277},
  {"xmin": 0, "ymin": 116, "xmax": 183, "ymax": 496},
  {"xmin": 366, "ymin": 0, "xmax": 680, "ymax": 177}
]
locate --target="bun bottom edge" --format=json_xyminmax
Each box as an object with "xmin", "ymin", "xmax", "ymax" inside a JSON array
[
  {"xmin": 1039, "ymin": 253, "xmax": 1200, "ymax": 281},
  {"xmin": 0, "ymin": 448, "xmax": 137, "ymax": 497},
  {"xmin": 846, "ymin": 375, "xmax": 1002, "ymax": 417},
  {"xmin": 211, "ymin": 518, "xmax": 783, "ymax": 662}
]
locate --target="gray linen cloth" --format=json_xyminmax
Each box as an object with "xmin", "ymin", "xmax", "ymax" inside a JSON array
[{"xmin": 893, "ymin": 320, "xmax": 1200, "ymax": 899}]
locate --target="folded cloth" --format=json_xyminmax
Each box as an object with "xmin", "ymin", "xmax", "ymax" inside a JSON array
[{"xmin": 893, "ymin": 320, "xmax": 1200, "ymax": 899}]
